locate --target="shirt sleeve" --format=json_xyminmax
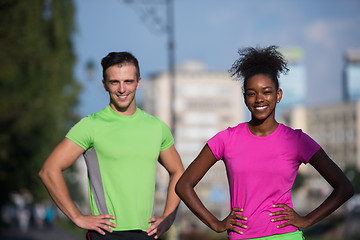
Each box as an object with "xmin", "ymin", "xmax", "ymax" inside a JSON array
[
  {"xmin": 207, "ymin": 129, "xmax": 228, "ymax": 161},
  {"xmin": 65, "ymin": 116, "xmax": 94, "ymax": 151},
  {"xmin": 160, "ymin": 120, "xmax": 174, "ymax": 151},
  {"xmin": 297, "ymin": 130, "xmax": 321, "ymax": 164}
]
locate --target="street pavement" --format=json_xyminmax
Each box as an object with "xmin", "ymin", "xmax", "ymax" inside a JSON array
[{"xmin": 0, "ymin": 226, "xmax": 84, "ymax": 240}]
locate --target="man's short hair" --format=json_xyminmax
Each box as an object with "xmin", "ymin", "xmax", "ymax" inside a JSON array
[{"xmin": 101, "ymin": 52, "xmax": 140, "ymax": 80}]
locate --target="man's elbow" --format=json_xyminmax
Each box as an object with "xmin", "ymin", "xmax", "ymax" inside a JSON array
[
  {"xmin": 38, "ymin": 166, "xmax": 52, "ymax": 184},
  {"xmin": 38, "ymin": 168, "xmax": 46, "ymax": 182},
  {"xmin": 169, "ymin": 165, "xmax": 184, "ymax": 181}
]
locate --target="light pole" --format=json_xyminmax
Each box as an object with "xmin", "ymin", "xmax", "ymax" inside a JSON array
[
  {"xmin": 123, "ymin": 0, "xmax": 176, "ymax": 134},
  {"xmin": 166, "ymin": 0, "xmax": 176, "ymax": 134}
]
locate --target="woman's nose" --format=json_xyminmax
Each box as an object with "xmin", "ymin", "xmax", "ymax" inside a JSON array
[{"xmin": 255, "ymin": 94, "xmax": 264, "ymax": 102}]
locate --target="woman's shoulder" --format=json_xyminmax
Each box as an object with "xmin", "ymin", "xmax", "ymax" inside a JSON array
[
  {"xmin": 220, "ymin": 122, "xmax": 247, "ymax": 135},
  {"xmin": 227, "ymin": 122, "xmax": 247, "ymax": 131},
  {"xmin": 279, "ymin": 123, "xmax": 306, "ymax": 137},
  {"xmin": 211, "ymin": 123, "xmax": 247, "ymax": 140}
]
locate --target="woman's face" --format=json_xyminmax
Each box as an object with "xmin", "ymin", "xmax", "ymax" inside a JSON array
[{"xmin": 244, "ymin": 74, "xmax": 282, "ymax": 122}]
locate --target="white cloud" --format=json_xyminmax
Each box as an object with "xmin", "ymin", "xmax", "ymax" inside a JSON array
[
  {"xmin": 305, "ymin": 19, "xmax": 354, "ymax": 48},
  {"xmin": 305, "ymin": 20, "xmax": 334, "ymax": 47}
]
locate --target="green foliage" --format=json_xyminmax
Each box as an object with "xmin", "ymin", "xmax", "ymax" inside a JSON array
[
  {"xmin": 0, "ymin": 0, "xmax": 81, "ymax": 205},
  {"xmin": 345, "ymin": 166, "xmax": 360, "ymax": 194},
  {"xmin": 292, "ymin": 171, "xmax": 305, "ymax": 191}
]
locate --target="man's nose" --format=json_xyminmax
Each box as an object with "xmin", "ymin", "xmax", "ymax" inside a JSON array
[{"xmin": 118, "ymin": 82, "xmax": 125, "ymax": 93}]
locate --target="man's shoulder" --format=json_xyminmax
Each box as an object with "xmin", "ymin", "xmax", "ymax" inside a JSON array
[
  {"xmin": 137, "ymin": 109, "xmax": 172, "ymax": 136},
  {"xmin": 138, "ymin": 108, "xmax": 165, "ymax": 123}
]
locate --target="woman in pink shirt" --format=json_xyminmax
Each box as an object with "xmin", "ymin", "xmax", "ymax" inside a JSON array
[{"xmin": 175, "ymin": 46, "xmax": 354, "ymax": 240}]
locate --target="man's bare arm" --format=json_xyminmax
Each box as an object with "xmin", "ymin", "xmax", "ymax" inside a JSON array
[
  {"xmin": 39, "ymin": 138, "xmax": 116, "ymax": 235},
  {"xmin": 146, "ymin": 145, "xmax": 184, "ymax": 239}
]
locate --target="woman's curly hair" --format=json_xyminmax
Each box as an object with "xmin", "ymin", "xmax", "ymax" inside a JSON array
[{"xmin": 229, "ymin": 45, "xmax": 289, "ymax": 90}]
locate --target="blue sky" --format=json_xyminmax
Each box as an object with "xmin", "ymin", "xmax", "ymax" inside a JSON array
[{"xmin": 73, "ymin": 0, "xmax": 360, "ymax": 117}]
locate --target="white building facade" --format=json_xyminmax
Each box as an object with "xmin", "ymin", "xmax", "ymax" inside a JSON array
[{"xmin": 142, "ymin": 61, "xmax": 245, "ymax": 232}]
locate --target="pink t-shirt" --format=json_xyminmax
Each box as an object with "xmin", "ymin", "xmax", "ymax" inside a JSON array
[{"xmin": 207, "ymin": 123, "xmax": 320, "ymax": 239}]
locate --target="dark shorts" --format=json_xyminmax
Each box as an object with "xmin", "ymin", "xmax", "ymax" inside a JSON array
[{"xmin": 86, "ymin": 230, "xmax": 160, "ymax": 240}]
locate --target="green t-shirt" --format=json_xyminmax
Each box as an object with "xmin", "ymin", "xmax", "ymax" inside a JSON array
[{"xmin": 66, "ymin": 106, "xmax": 174, "ymax": 231}]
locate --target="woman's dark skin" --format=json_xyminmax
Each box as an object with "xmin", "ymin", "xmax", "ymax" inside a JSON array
[{"xmin": 175, "ymin": 73, "xmax": 354, "ymax": 235}]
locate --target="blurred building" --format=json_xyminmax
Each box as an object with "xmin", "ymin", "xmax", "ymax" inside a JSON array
[
  {"xmin": 343, "ymin": 49, "xmax": 360, "ymax": 102},
  {"xmin": 142, "ymin": 61, "xmax": 245, "ymax": 232},
  {"xmin": 282, "ymin": 101, "xmax": 360, "ymax": 212},
  {"xmin": 277, "ymin": 47, "xmax": 307, "ymax": 119}
]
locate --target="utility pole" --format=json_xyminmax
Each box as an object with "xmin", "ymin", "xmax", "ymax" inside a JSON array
[
  {"xmin": 123, "ymin": 0, "xmax": 176, "ymax": 134},
  {"xmin": 166, "ymin": 0, "xmax": 176, "ymax": 135}
]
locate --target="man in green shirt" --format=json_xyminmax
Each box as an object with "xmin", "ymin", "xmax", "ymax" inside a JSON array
[{"xmin": 39, "ymin": 52, "xmax": 184, "ymax": 239}]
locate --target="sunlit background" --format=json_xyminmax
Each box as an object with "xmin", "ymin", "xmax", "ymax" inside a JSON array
[{"xmin": 1, "ymin": 0, "xmax": 360, "ymax": 239}]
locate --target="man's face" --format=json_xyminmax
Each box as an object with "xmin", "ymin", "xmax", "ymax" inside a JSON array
[{"xmin": 102, "ymin": 64, "xmax": 141, "ymax": 115}]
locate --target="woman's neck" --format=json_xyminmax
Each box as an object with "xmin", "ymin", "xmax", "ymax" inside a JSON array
[{"xmin": 248, "ymin": 118, "xmax": 279, "ymax": 137}]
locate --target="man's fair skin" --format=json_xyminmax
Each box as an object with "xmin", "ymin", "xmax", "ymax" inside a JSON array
[
  {"xmin": 102, "ymin": 64, "xmax": 140, "ymax": 116},
  {"xmin": 39, "ymin": 63, "xmax": 184, "ymax": 239}
]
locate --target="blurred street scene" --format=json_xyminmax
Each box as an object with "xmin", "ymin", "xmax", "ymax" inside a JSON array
[
  {"xmin": 0, "ymin": 189, "xmax": 84, "ymax": 240},
  {"xmin": 0, "ymin": 226, "xmax": 83, "ymax": 240},
  {"xmin": 1, "ymin": 0, "xmax": 360, "ymax": 240}
]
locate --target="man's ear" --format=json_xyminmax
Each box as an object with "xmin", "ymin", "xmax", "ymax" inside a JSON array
[
  {"xmin": 102, "ymin": 79, "xmax": 108, "ymax": 91},
  {"xmin": 136, "ymin": 77, "xmax": 142, "ymax": 90}
]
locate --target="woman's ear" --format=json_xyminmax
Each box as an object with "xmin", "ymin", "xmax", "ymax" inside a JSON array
[
  {"xmin": 277, "ymin": 88, "xmax": 283, "ymax": 103},
  {"xmin": 243, "ymin": 92, "xmax": 248, "ymax": 105}
]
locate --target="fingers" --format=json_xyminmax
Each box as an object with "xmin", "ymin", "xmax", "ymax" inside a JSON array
[
  {"xmin": 93, "ymin": 220, "xmax": 116, "ymax": 235},
  {"xmin": 270, "ymin": 204, "xmax": 303, "ymax": 229},
  {"xmin": 75, "ymin": 214, "xmax": 116, "ymax": 235},
  {"xmin": 270, "ymin": 204, "xmax": 293, "ymax": 218},
  {"xmin": 99, "ymin": 214, "xmax": 116, "ymax": 220},
  {"xmin": 234, "ymin": 213, "xmax": 248, "ymax": 221},
  {"xmin": 222, "ymin": 208, "xmax": 248, "ymax": 234},
  {"xmin": 146, "ymin": 216, "xmax": 161, "ymax": 237},
  {"xmin": 147, "ymin": 216, "xmax": 172, "ymax": 238},
  {"xmin": 230, "ymin": 220, "xmax": 248, "ymax": 234},
  {"xmin": 230, "ymin": 225, "xmax": 245, "ymax": 234},
  {"xmin": 148, "ymin": 217, "xmax": 156, "ymax": 224},
  {"xmin": 232, "ymin": 207, "xmax": 244, "ymax": 212},
  {"xmin": 146, "ymin": 227, "xmax": 157, "ymax": 238},
  {"xmin": 270, "ymin": 210, "xmax": 288, "ymax": 217},
  {"xmin": 230, "ymin": 208, "xmax": 247, "ymax": 222},
  {"xmin": 273, "ymin": 203, "xmax": 291, "ymax": 210},
  {"xmin": 97, "ymin": 214, "xmax": 117, "ymax": 229},
  {"xmin": 275, "ymin": 222, "xmax": 291, "ymax": 229}
]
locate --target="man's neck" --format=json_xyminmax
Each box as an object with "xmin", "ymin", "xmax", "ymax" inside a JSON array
[{"xmin": 109, "ymin": 104, "xmax": 137, "ymax": 116}]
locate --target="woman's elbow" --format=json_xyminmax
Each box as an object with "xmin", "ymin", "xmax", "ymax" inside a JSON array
[
  {"xmin": 344, "ymin": 181, "xmax": 355, "ymax": 200},
  {"xmin": 338, "ymin": 178, "xmax": 355, "ymax": 202},
  {"xmin": 175, "ymin": 179, "xmax": 183, "ymax": 197},
  {"xmin": 175, "ymin": 177, "xmax": 189, "ymax": 199}
]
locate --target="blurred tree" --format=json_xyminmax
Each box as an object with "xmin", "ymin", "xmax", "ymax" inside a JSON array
[{"xmin": 0, "ymin": 0, "xmax": 81, "ymax": 206}]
